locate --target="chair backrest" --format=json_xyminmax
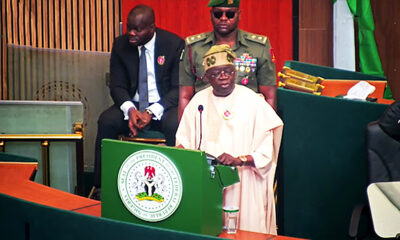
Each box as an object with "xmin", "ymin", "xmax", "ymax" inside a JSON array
[
  {"xmin": 367, "ymin": 100, "xmax": 400, "ymax": 183},
  {"xmin": 378, "ymin": 100, "xmax": 400, "ymax": 141}
]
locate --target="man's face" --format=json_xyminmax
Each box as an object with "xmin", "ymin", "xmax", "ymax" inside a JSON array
[
  {"xmin": 126, "ymin": 13, "xmax": 155, "ymax": 46},
  {"xmin": 205, "ymin": 65, "xmax": 236, "ymax": 97},
  {"xmin": 210, "ymin": 7, "xmax": 240, "ymax": 36}
]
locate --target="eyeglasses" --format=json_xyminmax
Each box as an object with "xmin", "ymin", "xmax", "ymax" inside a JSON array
[
  {"xmin": 206, "ymin": 68, "xmax": 236, "ymax": 79},
  {"xmin": 213, "ymin": 11, "xmax": 237, "ymax": 19}
]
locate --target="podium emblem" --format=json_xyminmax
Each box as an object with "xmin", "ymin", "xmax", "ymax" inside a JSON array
[{"xmin": 118, "ymin": 150, "xmax": 183, "ymax": 222}]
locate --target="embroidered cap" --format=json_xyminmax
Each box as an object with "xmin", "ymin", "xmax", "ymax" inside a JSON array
[{"xmin": 203, "ymin": 44, "xmax": 236, "ymax": 72}]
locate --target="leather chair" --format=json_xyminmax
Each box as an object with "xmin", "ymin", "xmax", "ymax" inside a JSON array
[{"xmin": 349, "ymin": 100, "xmax": 400, "ymax": 240}]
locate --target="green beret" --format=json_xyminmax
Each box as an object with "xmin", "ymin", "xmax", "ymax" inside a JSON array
[{"xmin": 208, "ymin": 0, "xmax": 240, "ymax": 7}]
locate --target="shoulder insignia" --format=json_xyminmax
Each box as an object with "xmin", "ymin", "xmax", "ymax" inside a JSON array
[
  {"xmin": 246, "ymin": 33, "xmax": 268, "ymax": 45},
  {"xmin": 185, "ymin": 33, "xmax": 207, "ymax": 45}
]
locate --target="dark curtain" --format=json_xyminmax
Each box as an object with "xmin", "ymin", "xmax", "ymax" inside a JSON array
[{"xmin": 121, "ymin": 0, "xmax": 292, "ymax": 74}]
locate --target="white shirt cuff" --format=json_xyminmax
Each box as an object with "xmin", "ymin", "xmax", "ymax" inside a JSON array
[
  {"xmin": 148, "ymin": 103, "xmax": 164, "ymax": 120},
  {"xmin": 120, "ymin": 101, "xmax": 136, "ymax": 120}
]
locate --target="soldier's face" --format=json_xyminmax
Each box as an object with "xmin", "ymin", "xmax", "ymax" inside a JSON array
[
  {"xmin": 211, "ymin": 7, "xmax": 240, "ymax": 36},
  {"xmin": 205, "ymin": 65, "xmax": 236, "ymax": 97},
  {"xmin": 126, "ymin": 13, "xmax": 155, "ymax": 46}
]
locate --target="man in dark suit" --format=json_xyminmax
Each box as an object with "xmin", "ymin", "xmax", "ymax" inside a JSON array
[{"xmin": 92, "ymin": 4, "xmax": 184, "ymax": 195}]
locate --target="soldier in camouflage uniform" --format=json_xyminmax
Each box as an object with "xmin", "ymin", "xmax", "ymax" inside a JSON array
[{"xmin": 179, "ymin": 0, "xmax": 277, "ymax": 119}]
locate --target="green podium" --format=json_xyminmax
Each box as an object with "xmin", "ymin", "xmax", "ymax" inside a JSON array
[{"xmin": 101, "ymin": 139, "xmax": 239, "ymax": 236}]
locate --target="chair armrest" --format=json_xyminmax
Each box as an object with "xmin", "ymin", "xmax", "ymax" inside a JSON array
[{"xmin": 349, "ymin": 203, "xmax": 370, "ymax": 239}]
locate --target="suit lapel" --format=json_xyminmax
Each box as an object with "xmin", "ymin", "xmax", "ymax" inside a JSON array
[
  {"xmin": 123, "ymin": 40, "xmax": 139, "ymax": 91},
  {"xmin": 154, "ymin": 30, "xmax": 165, "ymax": 83}
]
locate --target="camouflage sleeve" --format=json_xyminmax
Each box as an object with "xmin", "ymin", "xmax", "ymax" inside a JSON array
[
  {"xmin": 257, "ymin": 39, "xmax": 277, "ymax": 87},
  {"xmin": 179, "ymin": 44, "xmax": 196, "ymax": 87}
]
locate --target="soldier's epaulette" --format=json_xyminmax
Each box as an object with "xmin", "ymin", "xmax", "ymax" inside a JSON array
[
  {"xmin": 185, "ymin": 33, "xmax": 207, "ymax": 45},
  {"xmin": 246, "ymin": 33, "xmax": 268, "ymax": 45}
]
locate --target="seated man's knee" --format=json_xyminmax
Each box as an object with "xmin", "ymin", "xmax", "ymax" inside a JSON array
[
  {"xmin": 161, "ymin": 108, "xmax": 178, "ymax": 146},
  {"xmin": 97, "ymin": 106, "xmax": 127, "ymax": 136},
  {"xmin": 162, "ymin": 108, "xmax": 178, "ymax": 133},
  {"xmin": 98, "ymin": 110, "xmax": 115, "ymax": 129}
]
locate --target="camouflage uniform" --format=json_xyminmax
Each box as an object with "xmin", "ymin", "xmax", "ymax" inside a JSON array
[{"xmin": 179, "ymin": 29, "xmax": 276, "ymax": 93}]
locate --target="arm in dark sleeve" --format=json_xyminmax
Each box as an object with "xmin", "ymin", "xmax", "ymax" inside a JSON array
[
  {"xmin": 258, "ymin": 39, "xmax": 277, "ymax": 110},
  {"xmin": 178, "ymin": 44, "xmax": 196, "ymax": 120},
  {"xmin": 109, "ymin": 39, "xmax": 133, "ymax": 107},
  {"xmin": 160, "ymin": 37, "xmax": 186, "ymax": 111}
]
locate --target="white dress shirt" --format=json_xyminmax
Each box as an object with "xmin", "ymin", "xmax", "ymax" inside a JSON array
[{"xmin": 120, "ymin": 32, "xmax": 164, "ymax": 120}]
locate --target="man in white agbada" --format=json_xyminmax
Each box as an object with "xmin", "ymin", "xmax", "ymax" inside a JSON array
[{"xmin": 176, "ymin": 44, "xmax": 283, "ymax": 234}]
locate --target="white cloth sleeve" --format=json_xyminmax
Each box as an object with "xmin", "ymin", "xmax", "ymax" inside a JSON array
[
  {"xmin": 147, "ymin": 103, "xmax": 164, "ymax": 120},
  {"xmin": 120, "ymin": 101, "xmax": 136, "ymax": 120},
  {"xmin": 120, "ymin": 101, "xmax": 164, "ymax": 121},
  {"xmin": 251, "ymin": 130, "xmax": 274, "ymax": 169}
]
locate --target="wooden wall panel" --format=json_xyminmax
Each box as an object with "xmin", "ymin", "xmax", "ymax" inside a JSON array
[
  {"xmin": 67, "ymin": 0, "xmax": 73, "ymax": 50},
  {"xmin": 103, "ymin": 0, "xmax": 108, "ymax": 52},
  {"xmin": 96, "ymin": 0, "xmax": 102, "ymax": 51},
  {"xmin": 0, "ymin": 0, "xmax": 121, "ymax": 100},
  {"xmin": 30, "ymin": 0, "xmax": 36, "ymax": 48},
  {"xmin": 18, "ymin": 1, "xmax": 23, "ymax": 45},
  {"xmin": 24, "ymin": 0, "xmax": 30, "ymax": 46},
  {"xmin": 1, "ymin": 0, "xmax": 6, "ymax": 99},
  {"xmin": 1, "ymin": 0, "xmax": 120, "ymax": 51},
  {"xmin": 60, "ymin": 0, "xmax": 66, "ymax": 50},
  {"xmin": 371, "ymin": 0, "xmax": 400, "ymax": 100},
  {"xmin": 90, "ymin": 0, "xmax": 96, "ymax": 51},
  {"xmin": 73, "ymin": 0, "xmax": 78, "ymax": 50},
  {"xmin": 36, "ymin": 0, "xmax": 42, "ymax": 48},
  {"xmin": 49, "ymin": 0, "xmax": 55, "ymax": 49},
  {"xmin": 298, "ymin": 0, "xmax": 332, "ymax": 67},
  {"xmin": 42, "ymin": 0, "xmax": 48, "ymax": 48},
  {"xmin": 12, "ymin": 0, "xmax": 18, "ymax": 45},
  {"xmin": 109, "ymin": 0, "xmax": 114, "ymax": 51},
  {"xmin": 85, "ymin": 1, "xmax": 90, "ymax": 51},
  {"xmin": 115, "ymin": 0, "xmax": 120, "ymax": 43},
  {"xmin": 78, "ymin": 1, "xmax": 84, "ymax": 50}
]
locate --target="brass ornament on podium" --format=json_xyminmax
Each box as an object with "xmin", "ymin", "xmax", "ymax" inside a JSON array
[{"xmin": 278, "ymin": 66, "xmax": 325, "ymax": 95}]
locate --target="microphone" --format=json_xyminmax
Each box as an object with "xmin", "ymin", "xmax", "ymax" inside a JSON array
[
  {"xmin": 198, "ymin": 105, "xmax": 204, "ymax": 150},
  {"xmin": 197, "ymin": 104, "xmax": 220, "ymax": 166}
]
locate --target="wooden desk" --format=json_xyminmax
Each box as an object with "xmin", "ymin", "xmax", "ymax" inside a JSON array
[
  {"xmin": 0, "ymin": 161, "xmax": 99, "ymax": 213},
  {"xmin": 0, "ymin": 161, "xmax": 38, "ymax": 181},
  {"xmin": 0, "ymin": 162, "xmax": 306, "ymax": 240}
]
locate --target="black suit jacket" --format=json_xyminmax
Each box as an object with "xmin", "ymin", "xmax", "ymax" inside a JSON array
[{"xmin": 109, "ymin": 28, "xmax": 185, "ymax": 112}]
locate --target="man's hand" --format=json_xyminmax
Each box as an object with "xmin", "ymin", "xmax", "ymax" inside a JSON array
[
  {"xmin": 128, "ymin": 108, "xmax": 141, "ymax": 136},
  {"xmin": 136, "ymin": 111, "xmax": 152, "ymax": 129},
  {"xmin": 218, "ymin": 153, "xmax": 255, "ymax": 167},
  {"xmin": 128, "ymin": 107, "xmax": 152, "ymax": 133},
  {"xmin": 218, "ymin": 153, "xmax": 242, "ymax": 167}
]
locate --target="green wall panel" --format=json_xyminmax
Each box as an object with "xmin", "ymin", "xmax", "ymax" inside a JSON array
[{"xmin": 276, "ymin": 88, "xmax": 388, "ymax": 240}]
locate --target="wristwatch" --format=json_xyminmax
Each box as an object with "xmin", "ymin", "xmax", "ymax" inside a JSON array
[
  {"xmin": 145, "ymin": 109, "xmax": 153, "ymax": 116},
  {"xmin": 239, "ymin": 155, "xmax": 248, "ymax": 166}
]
